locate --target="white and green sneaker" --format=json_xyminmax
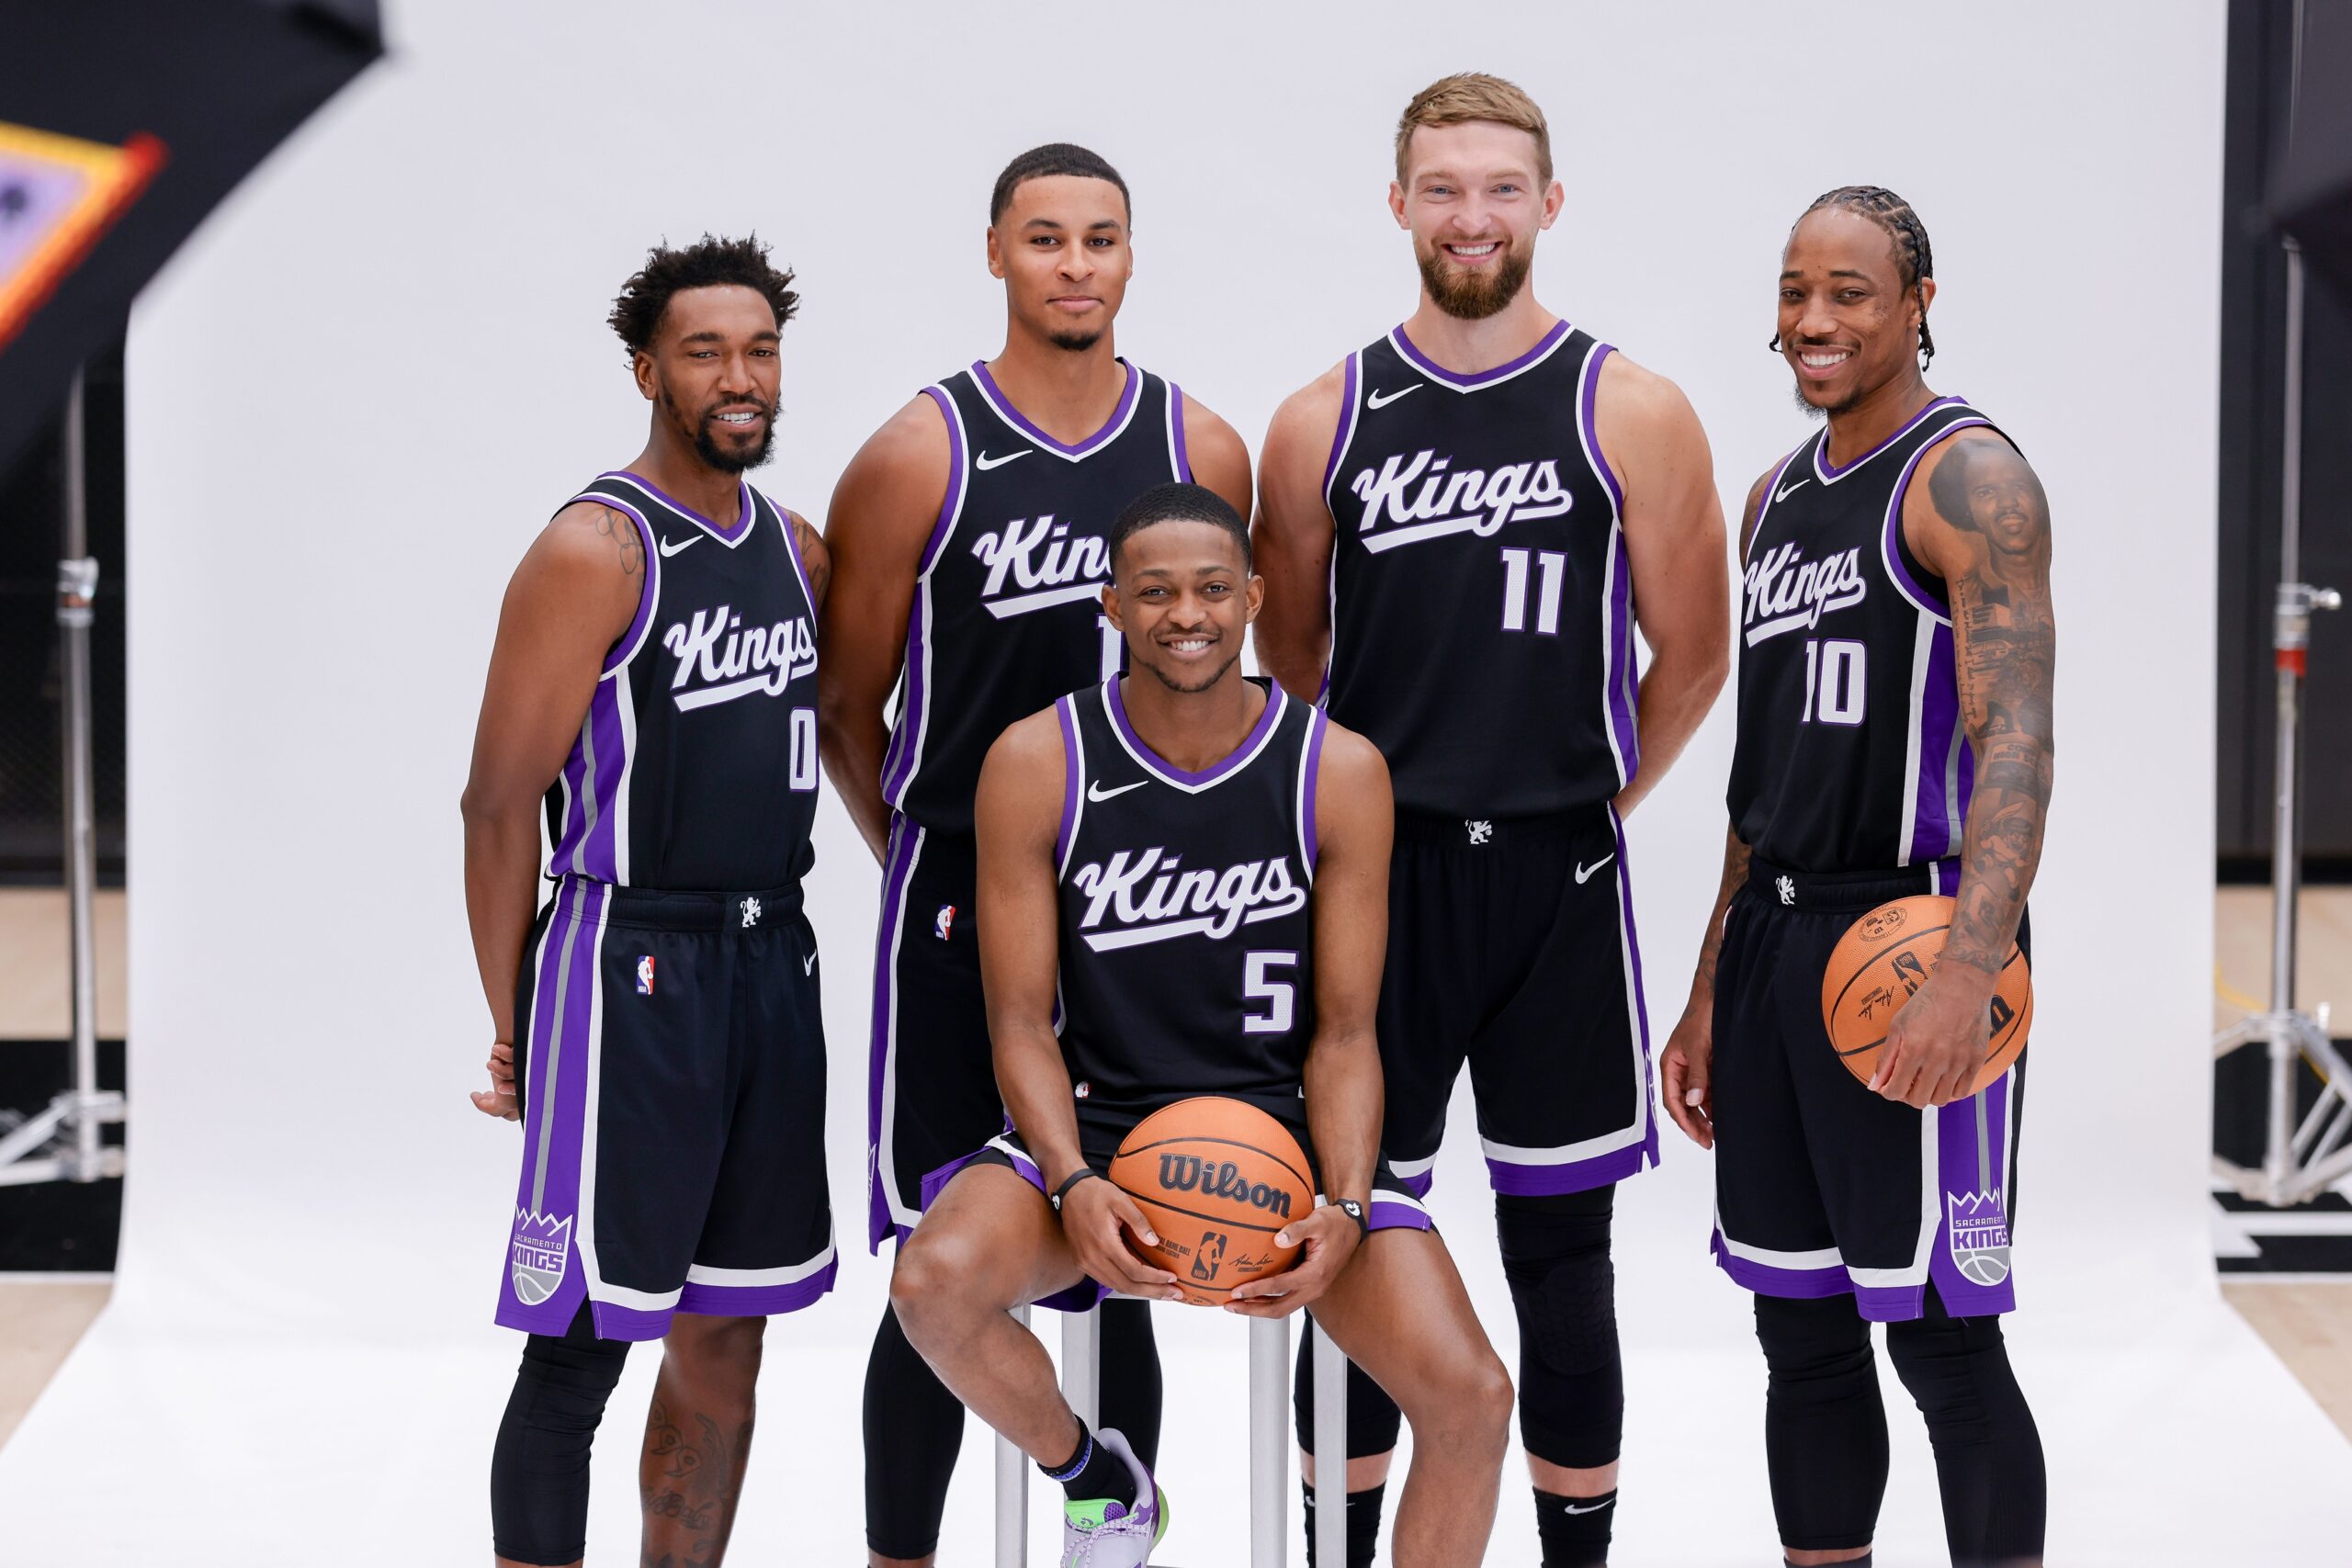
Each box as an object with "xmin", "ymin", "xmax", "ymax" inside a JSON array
[{"xmin": 1057, "ymin": 1427, "xmax": 1169, "ymax": 1567}]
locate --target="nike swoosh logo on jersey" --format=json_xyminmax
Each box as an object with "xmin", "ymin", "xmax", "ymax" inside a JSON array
[
  {"xmin": 658, "ymin": 534, "xmax": 702, "ymax": 557},
  {"xmin": 1774, "ymin": 476, "xmax": 1812, "ymax": 503},
  {"xmin": 803, "ymin": 953, "xmax": 817, "ymax": 976},
  {"xmin": 1574, "ymin": 854, "xmax": 1615, "ymax": 885},
  {"xmin": 976, "ymin": 449, "xmax": 1031, "ymax": 470},
  {"xmin": 1366, "ymin": 385, "xmax": 1421, "ymax": 410},
  {"xmin": 1087, "ymin": 779, "xmax": 1147, "ymax": 803}
]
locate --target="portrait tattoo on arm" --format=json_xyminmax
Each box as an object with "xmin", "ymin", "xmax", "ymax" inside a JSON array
[{"xmin": 1928, "ymin": 440, "xmax": 2055, "ymax": 976}]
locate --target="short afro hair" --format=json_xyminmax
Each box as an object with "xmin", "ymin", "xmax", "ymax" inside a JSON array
[
  {"xmin": 1108, "ymin": 482, "xmax": 1250, "ymax": 573},
  {"xmin": 607, "ymin": 233, "xmax": 799, "ymax": 363},
  {"xmin": 990, "ymin": 142, "xmax": 1131, "ymax": 226}
]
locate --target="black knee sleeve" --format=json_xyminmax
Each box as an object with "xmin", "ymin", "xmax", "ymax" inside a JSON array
[
  {"xmin": 1498, "ymin": 1186, "xmax": 1623, "ymax": 1470},
  {"xmin": 1292, "ymin": 1317, "xmax": 1404, "ymax": 1460},
  {"xmin": 1885, "ymin": 1296, "xmax": 2046, "ymax": 1567},
  {"xmin": 1753, "ymin": 1292, "xmax": 1887, "ymax": 1553},
  {"xmin": 1095, "ymin": 1295, "xmax": 1165, "ymax": 1472},
  {"xmin": 863, "ymin": 1303, "xmax": 968, "ymax": 1561},
  {"xmin": 491, "ymin": 1305, "xmax": 630, "ymax": 1566}
]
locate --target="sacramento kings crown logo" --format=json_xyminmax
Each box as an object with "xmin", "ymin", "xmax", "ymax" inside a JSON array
[
  {"xmin": 1946, "ymin": 1190, "xmax": 2011, "ymax": 1287},
  {"xmin": 509, "ymin": 1209, "xmax": 573, "ymax": 1305}
]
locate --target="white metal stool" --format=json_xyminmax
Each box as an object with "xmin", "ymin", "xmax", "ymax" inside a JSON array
[{"xmin": 994, "ymin": 1300, "xmax": 1351, "ymax": 1566}]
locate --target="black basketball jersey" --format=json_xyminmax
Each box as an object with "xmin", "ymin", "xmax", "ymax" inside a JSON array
[
  {"xmin": 1727, "ymin": 397, "xmax": 2012, "ymax": 873},
  {"xmin": 1322, "ymin": 321, "xmax": 1635, "ymax": 818},
  {"xmin": 881, "ymin": 361, "xmax": 1192, "ymax": 837},
  {"xmin": 543, "ymin": 471, "xmax": 820, "ymax": 891},
  {"xmin": 1050, "ymin": 678, "xmax": 1323, "ymax": 1118}
]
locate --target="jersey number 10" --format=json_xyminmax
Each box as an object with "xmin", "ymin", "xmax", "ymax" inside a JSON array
[{"xmin": 1800, "ymin": 638, "xmax": 1866, "ymax": 726}]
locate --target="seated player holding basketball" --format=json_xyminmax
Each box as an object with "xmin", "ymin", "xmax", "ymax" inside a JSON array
[{"xmin": 890, "ymin": 483, "xmax": 1512, "ymax": 1568}]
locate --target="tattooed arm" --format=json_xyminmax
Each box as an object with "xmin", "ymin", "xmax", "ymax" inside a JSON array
[
  {"xmin": 459, "ymin": 502, "xmax": 644, "ymax": 1117},
  {"xmin": 1658, "ymin": 466, "xmax": 1773, "ymax": 1148},
  {"xmin": 1874, "ymin": 431, "xmax": 2056, "ymax": 1108},
  {"xmin": 788, "ymin": 509, "xmax": 831, "ymax": 615}
]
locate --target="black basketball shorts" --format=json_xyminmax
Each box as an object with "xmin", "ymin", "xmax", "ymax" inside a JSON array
[
  {"xmin": 865, "ymin": 818, "xmax": 1005, "ymax": 1249},
  {"xmin": 1709, "ymin": 856, "xmax": 2025, "ymax": 1322},
  {"xmin": 1378, "ymin": 803, "xmax": 1659, "ymax": 1199},
  {"xmin": 494, "ymin": 874, "xmax": 835, "ymax": 1339}
]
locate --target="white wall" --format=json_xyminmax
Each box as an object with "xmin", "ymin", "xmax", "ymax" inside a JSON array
[{"xmin": 8, "ymin": 3, "xmax": 2334, "ymax": 1563}]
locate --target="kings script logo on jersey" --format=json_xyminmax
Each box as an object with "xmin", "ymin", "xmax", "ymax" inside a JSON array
[
  {"xmin": 1743, "ymin": 541, "xmax": 1868, "ymax": 645},
  {"xmin": 971, "ymin": 513, "xmax": 1112, "ymax": 619},
  {"xmin": 1067, "ymin": 848, "xmax": 1307, "ymax": 952},
  {"xmin": 1947, "ymin": 1190, "xmax": 2012, "ymax": 1286},
  {"xmin": 662, "ymin": 604, "xmax": 817, "ymax": 712},
  {"xmin": 509, "ymin": 1210, "xmax": 573, "ymax": 1305},
  {"xmin": 1348, "ymin": 449, "xmax": 1573, "ymax": 555}
]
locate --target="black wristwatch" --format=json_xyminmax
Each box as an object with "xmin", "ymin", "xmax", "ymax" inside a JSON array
[
  {"xmin": 1335, "ymin": 1198, "xmax": 1369, "ymax": 1240},
  {"xmin": 1049, "ymin": 1168, "xmax": 1101, "ymax": 1214}
]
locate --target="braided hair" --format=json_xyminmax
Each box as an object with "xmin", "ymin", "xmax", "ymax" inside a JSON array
[{"xmin": 1773, "ymin": 186, "xmax": 1936, "ymax": 366}]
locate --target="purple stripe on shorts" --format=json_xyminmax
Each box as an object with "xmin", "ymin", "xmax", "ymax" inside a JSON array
[
  {"xmin": 1168, "ymin": 380, "xmax": 1193, "ymax": 480},
  {"xmin": 1581, "ymin": 344, "xmax": 1625, "ymax": 516},
  {"xmin": 1367, "ymin": 1199, "xmax": 1434, "ymax": 1234},
  {"xmin": 1055, "ymin": 697, "xmax": 1082, "ymax": 868},
  {"xmin": 495, "ymin": 880, "xmax": 605, "ymax": 1336},
  {"xmin": 677, "ymin": 1262, "xmax": 839, "ymax": 1319},
  {"xmin": 587, "ymin": 1301, "xmax": 675, "ymax": 1341},
  {"xmin": 1709, "ymin": 1232, "xmax": 1853, "ymax": 1300},
  {"xmin": 1486, "ymin": 1140, "xmax": 1654, "ymax": 1197},
  {"xmin": 1396, "ymin": 1166, "xmax": 1435, "ymax": 1201},
  {"xmin": 867, "ymin": 818, "xmax": 922, "ymax": 1251},
  {"xmin": 1321, "ymin": 354, "xmax": 1359, "ymax": 500},
  {"xmin": 1928, "ymin": 1070, "xmax": 2018, "ymax": 1317}
]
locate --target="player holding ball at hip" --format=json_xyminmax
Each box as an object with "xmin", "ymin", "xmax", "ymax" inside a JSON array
[{"xmin": 889, "ymin": 482, "xmax": 1511, "ymax": 1568}]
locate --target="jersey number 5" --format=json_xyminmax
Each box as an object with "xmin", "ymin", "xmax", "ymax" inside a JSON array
[{"xmin": 1243, "ymin": 951, "xmax": 1297, "ymax": 1034}]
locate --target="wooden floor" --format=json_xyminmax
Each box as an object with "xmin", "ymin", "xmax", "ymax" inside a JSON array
[{"xmin": 1, "ymin": 892, "xmax": 2349, "ymax": 1453}]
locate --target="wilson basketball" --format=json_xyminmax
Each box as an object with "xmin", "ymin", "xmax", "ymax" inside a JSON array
[
  {"xmin": 1821, "ymin": 895, "xmax": 2032, "ymax": 1099},
  {"xmin": 1108, "ymin": 1097, "xmax": 1313, "ymax": 1306}
]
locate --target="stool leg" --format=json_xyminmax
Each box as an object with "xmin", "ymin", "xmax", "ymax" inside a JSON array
[
  {"xmin": 1062, "ymin": 1303, "xmax": 1102, "ymax": 1429},
  {"xmin": 1250, "ymin": 1314, "xmax": 1289, "ymax": 1567},
  {"xmin": 995, "ymin": 1303, "xmax": 1032, "ymax": 1568},
  {"xmin": 1311, "ymin": 1315, "xmax": 1349, "ymax": 1568}
]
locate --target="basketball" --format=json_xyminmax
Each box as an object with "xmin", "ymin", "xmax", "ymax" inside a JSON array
[
  {"xmin": 1107, "ymin": 1097, "xmax": 1314, "ymax": 1305},
  {"xmin": 1821, "ymin": 895, "xmax": 2032, "ymax": 1098}
]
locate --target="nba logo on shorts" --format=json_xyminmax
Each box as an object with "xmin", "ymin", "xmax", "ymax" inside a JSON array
[
  {"xmin": 635, "ymin": 954, "xmax": 655, "ymax": 996},
  {"xmin": 1947, "ymin": 1190, "xmax": 2011, "ymax": 1286},
  {"xmin": 935, "ymin": 904, "xmax": 956, "ymax": 941},
  {"xmin": 509, "ymin": 1210, "xmax": 573, "ymax": 1305}
]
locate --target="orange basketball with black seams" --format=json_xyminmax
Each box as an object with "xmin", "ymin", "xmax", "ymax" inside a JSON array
[
  {"xmin": 1821, "ymin": 894, "xmax": 2031, "ymax": 1098},
  {"xmin": 1108, "ymin": 1097, "xmax": 1313, "ymax": 1306}
]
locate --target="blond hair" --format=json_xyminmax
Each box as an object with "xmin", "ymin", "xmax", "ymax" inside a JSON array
[{"xmin": 1394, "ymin": 73, "xmax": 1553, "ymax": 186}]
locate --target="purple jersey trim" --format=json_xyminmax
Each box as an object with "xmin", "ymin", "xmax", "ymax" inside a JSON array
[
  {"xmin": 1603, "ymin": 523, "xmax": 1641, "ymax": 786},
  {"xmin": 1579, "ymin": 342, "xmax": 1626, "ymax": 515},
  {"xmin": 866, "ymin": 817, "xmax": 923, "ymax": 1251},
  {"xmin": 970, "ymin": 358, "xmax": 1140, "ymax": 457},
  {"xmin": 546, "ymin": 680, "xmax": 628, "ymax": 882},
  {"xmin": 573, "ymin": 491, "xmax": 661, "ymax": 677},
  {"xmin": 765, "ymin": 491, "xmax": 819, "ymax": 615},
  {"xmin": 1880, "ymin": 417, "xmax": 1994, "ymax": 619},
  {"xmin": 1105, "ymin": 678, "xmax": 1285, "ymax": 789},
  {"xmin": 599, "ymin": 468, "xmax": 752, "ymax": 542},
  {"xmin": 913, "ymin": 384, "xmax": 967, "ymax": 575},
  {"xmin": 1389, "ymin": 318, "xmax": 1573, "ymax": 389},
  {"xmin": 1812, "ymin": 395, "xmax": 1965, "ymax": 482},
  {"xmin": 1168, "ymin": 380, "xmax": 1193, "ymax": 481},
  {"xmin": 1907, "ymin": 626, "xmax": 1966, "ymax": 864},
  {"xmin": 1299, "ymin": 708, "xmax": 1327, "ymax": 872},
  {"xmin": 1054, "ymin": 696, "xmax": 1082, "ymax": 870},
  {"xmin": 1321, "ymin": 353, "xmax": 1361, "ymax": 502}
]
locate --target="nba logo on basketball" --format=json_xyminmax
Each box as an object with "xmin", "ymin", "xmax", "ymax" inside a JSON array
[
  {"xmin": 509, "ymin": 1210, "xmax": 573, "ymax": 1305},
  {"xmin": 635, "ymin": 954, "xmax": 655, "ymax": 996},
  {"xmin": 1947, "ymin": 1190, "xmax": 2011, "ymax": 1286}
]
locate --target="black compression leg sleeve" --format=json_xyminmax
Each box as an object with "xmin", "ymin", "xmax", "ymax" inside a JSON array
[
  {"xmin": 1498, "ymin": 1185, "xmax": 1623, "ymax": 1472},
  {"xmin": 863, "ymin": 1303, "xmax": 967, "ymax": 1561},
  {"xmin": 1754, "ymin": 1292, "xmax": 1888, "ymax": 1554},
  {"xmin": 1885, "ymin": 1293, "xmax": 2046, "ymax": 1568},
  {"xmin": 1293, "ymin": 1315, "xmax": 1404, "ymax": 1459},
  {"xmin": 491, "ymin": 1303, "xmax": 630, "ymax": 1566},
  {"xmin": 1096, "ymin": 1295, "xmax": 1165, "ymax": 1472}
]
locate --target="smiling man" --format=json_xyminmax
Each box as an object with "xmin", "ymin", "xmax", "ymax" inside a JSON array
[
  {"xmin": 818, "ymin": 145, "xmax": 1252, "ymax": 1567},
  {"xmin": 1251, "ymin": 73, "xmax": 1728, "ymax": 1568},
  {"xmin": 1658, "ymin": 186, "xmax": 2052, "ymax": 1568},
  {"xmin": 892, "ymin": 482, "xmax": 1510, "ymax": 1568},
  {"xmin": 462, "ymin": 235, "xmax": 833, "ymax": 1568}
]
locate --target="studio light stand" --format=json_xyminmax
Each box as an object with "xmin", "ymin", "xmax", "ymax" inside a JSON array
[
  {"xmin": 2213, "ymin": 228, "xmax": 2346, "ymax": 1209},
  {"xmin": 0, "ymin": 367, "xmax": 128, "ymax": 1189}
]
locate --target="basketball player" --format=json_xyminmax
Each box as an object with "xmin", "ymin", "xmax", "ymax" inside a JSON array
[
  {"xmin": 892, "ymin": 482, "xmax": 1512, "ymax": 1568},
  {"xmin": 819, "ymin": 145, "xmax": 1252, "ymax": 1566},
  {"xmin": 463, "ymin": 236, "xmax": 832, "ymax": 1568},
  {"xmin": 1658, "ymin": 188, "xmax": 2052, "ymax": 1568},
  {"xmin": 1251, "ymin": 74, "xmax": 1728, "ymax": 1567}
]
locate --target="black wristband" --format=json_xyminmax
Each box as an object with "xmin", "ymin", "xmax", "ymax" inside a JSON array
[{"xmin": 1049, "ymin": 1168, "xmax": 1100, "ymax": 1213}]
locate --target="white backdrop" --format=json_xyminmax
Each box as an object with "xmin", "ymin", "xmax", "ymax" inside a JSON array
[{"xmin": 6, "ymin": 1, "xmax": 2347, "ymax": 1562}]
